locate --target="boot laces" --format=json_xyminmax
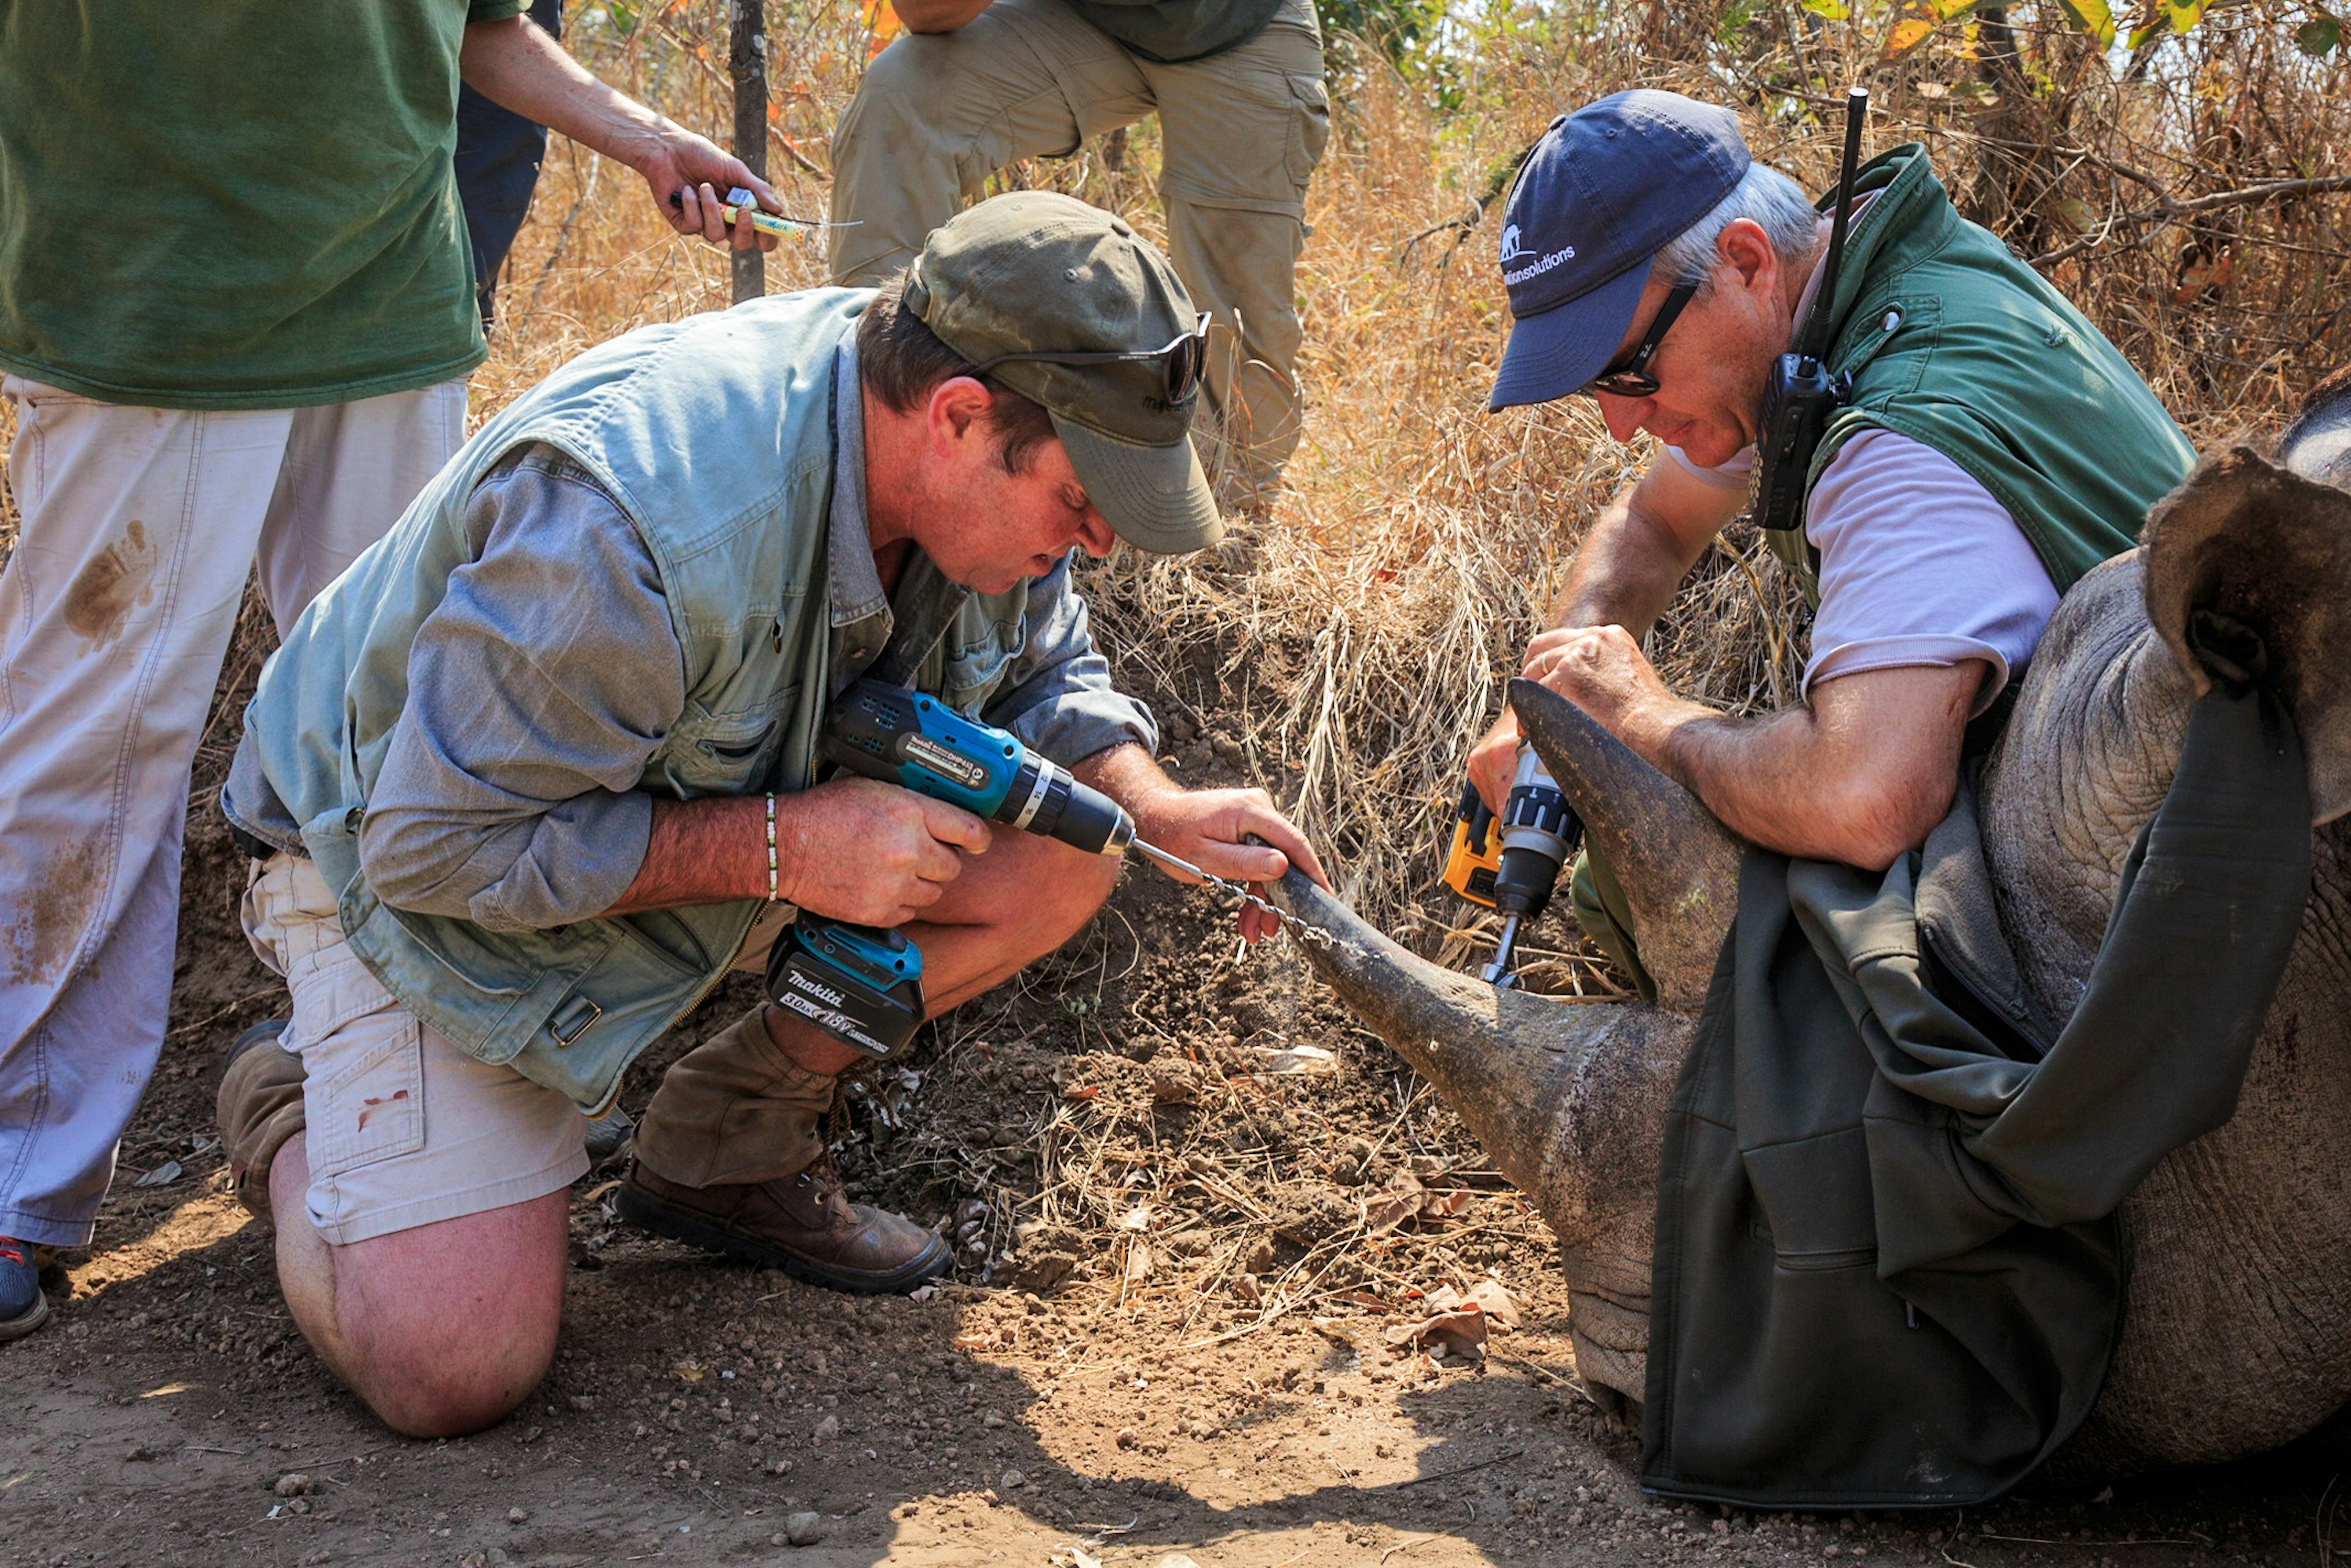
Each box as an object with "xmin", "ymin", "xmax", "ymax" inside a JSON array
[
  {"xmin": 0, "ymin": 1238, "xmax": 26, "ymax": 1268},
  {"xmin": 792, "ymin": 1157, "xmax": 857, "ymax": 1223}
]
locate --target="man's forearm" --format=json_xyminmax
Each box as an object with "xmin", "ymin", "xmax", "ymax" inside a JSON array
[
  {"xmin": 460, "ymin": 15, "xmax": 676, "ymax": 174},
  {"xmin": 1644, "ymin": 705, "xmax": 1920, "ymax": 869},
  {"xmin": 1547, "ymin": 490, "xmax": 1704, "ymax": 639},
  {"xmin": 1071, "ymin": 742, "xmax": 1175, "ymax": 817},
  {"xmin": 597, "ymin": 796, "xmax": 768, "ymax": 917},
  {"xmin": 1618, "ymin": 667, "xmax": 1976, "ymax": 871}
]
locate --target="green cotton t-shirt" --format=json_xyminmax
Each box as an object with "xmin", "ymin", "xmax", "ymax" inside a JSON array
[{"xmin": 0, "ymin": 0, "xmax": 521, "ymax": 410}]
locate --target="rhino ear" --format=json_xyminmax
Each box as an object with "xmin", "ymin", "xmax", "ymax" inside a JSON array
[{"xmin": 2142, "ymin": 445, "xmax": 2351, "ymax": 825}]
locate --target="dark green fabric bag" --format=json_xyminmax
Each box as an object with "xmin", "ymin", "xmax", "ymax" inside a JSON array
[
  {"xmin": 1640, "ymin": 678, "xmax": 2311, "ymax": 1508},
  {"xmin": 1060, "ymin": 0, "xmax": 1286, "ymax": 62}
]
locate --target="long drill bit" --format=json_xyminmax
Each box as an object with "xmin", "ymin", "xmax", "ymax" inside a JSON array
[{"xmin": 1128, "ymin": 838, "xmax": 1359, "ymax": 956}]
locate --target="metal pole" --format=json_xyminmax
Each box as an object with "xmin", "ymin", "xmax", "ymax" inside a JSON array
[{"xmin": 729, "ymin": 0, "xmax": 767, "ymax": 302}]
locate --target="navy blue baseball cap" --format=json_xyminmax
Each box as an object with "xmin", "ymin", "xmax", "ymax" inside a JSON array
[{"xmin": 1488, "ymin": 91, "xmax": 1752, "ymax": 411}]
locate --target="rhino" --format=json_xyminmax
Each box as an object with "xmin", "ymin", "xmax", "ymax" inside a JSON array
[{"xmin": 1272, "ymin": 372, "xmax": 2351, "ymax": 1475}]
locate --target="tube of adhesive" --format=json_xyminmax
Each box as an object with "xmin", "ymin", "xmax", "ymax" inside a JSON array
[{"xmin": 666, "ymin": 186, "xmax": 854, "ymax": 240}]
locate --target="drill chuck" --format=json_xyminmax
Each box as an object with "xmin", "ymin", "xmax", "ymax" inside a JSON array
[
  {"xmin": 1005, "ymin": 752, "xmax": 1134, "ymax": 856},
  {"xmin": 1492, "ymin": 778, "xmax": 1575, "ymax": 921}
]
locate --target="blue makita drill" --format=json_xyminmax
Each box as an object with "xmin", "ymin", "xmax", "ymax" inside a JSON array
[{"xmin": 763, "ymin": 678, "xmax": 1138, "ymax": 1059}]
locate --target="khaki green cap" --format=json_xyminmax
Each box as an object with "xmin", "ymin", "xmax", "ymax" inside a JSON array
[{"xmin": 905, "ymin": 191, "xmax": 1223, "ymax": 555}]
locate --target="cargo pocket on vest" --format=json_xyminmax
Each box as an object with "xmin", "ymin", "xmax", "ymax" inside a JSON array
[
  {"xmin": 309, "ymin": 1021, "xmax": 427, "ymax": 1178},
  {"xmin": 1741, "ymin": 1128, "xmax": 1879, "ymax": 1272},
  {"xmin": 939, "ymin": 626, "xmax": 1026, "ymax": 718},
  {"xmin": 660, "ymin": 688, "xmax": 798, "ymax": 798}
]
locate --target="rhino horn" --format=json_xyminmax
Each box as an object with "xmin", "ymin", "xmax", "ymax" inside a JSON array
[
  {"xmin": 1508, "ymin": 678, "xmax": 1740, "ymax": 1011},
  {"xmin": 1269, "ymin": 868, "xmax": 1635, "ymax": 1200},
  {"xmin": 1269, "ymin": 865, "xmax": 1692, "ymax": 1407}
]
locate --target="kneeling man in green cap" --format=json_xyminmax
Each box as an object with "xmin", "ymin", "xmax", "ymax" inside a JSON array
[{"xmin": 215, "ymin": 192, "xmax": 1325, "ymax": 1436}]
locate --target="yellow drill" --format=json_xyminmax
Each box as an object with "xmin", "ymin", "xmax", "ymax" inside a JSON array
[{"xmin": 1441, "ymin": 746, "xmax": 1581, "ymax": 988}]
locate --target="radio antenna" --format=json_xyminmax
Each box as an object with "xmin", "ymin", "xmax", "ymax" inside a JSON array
[{"xmin": 1798, "ymin": 86, "xmax": 1869, "ymax": 365}]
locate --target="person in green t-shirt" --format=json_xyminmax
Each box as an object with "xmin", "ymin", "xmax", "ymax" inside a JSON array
[
  {"xmin": 0, "ymin": 0, "xmax": 788, "ymax": 1345},
  {"xmin": 828, "ymin": 0, "xmax": 1332, "ymax": 512}
]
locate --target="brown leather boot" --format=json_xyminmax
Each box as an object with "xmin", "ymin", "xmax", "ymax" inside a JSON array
[
  {"xmin": 618, "ymin": 1157, "xmax": 950, "ymax": 1294},
  {"xmin": 620, "ymin": 1007, "xmax": 950, "ymax": 1294},
  {"xmin": 216, "ymin": 1019, "xmax": 305, "ymax": 1232}
]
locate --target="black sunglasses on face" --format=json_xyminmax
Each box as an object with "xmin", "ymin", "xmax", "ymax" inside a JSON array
[
  {"xmin": 967, "ymin": 311, "xmax": 1213, "ymax": 407},
  {"xmin": 1583, "ymin": 282, "xmax": 1697, "ymax": 400}
]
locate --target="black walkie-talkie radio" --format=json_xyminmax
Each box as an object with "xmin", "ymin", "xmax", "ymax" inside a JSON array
[{"xmin": 1753, "ymin": 86, "xmax": 1869, "ymax": 538}]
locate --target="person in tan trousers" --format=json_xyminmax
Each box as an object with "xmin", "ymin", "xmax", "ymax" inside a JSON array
[{"xmin": 829, "ymin": 0, "xmax": 1330, "ymax": 508}]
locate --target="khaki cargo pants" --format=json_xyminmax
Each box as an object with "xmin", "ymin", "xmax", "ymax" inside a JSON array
[{"xmin": 830, "ymin": 0, "xmax": 1330, "ymax": 503}]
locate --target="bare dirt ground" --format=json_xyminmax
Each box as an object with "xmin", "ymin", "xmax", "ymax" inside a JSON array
[{"xmin": 2, "ymin": 617, "xmax": 2345, "ymax": 1568}]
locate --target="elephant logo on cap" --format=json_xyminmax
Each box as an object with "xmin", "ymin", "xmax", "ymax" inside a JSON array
[{"xmin": 1499, "ymin": 223, "xmax": 1537, "ymax": 265}]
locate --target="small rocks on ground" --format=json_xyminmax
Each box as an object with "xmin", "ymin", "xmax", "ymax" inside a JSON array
[
  {"xmin": 783, "ymin": 1510, "xmax": 826, "ymax": 1547},
  {"xmin": 272, "ymin": 1472, "xmax": 313, "ymax": 1498}
]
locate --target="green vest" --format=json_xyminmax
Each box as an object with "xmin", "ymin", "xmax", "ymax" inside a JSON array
[
  {"xmin": 242, "ymin": 289, "xmax": 1031, "ymax": 1111},
  {"xmin": 1060, "ymin": 0, "xmax": 1284, "ymax": 62},
  {"xmin": 1769, "ymin": 146, "xmax": 2194, "ymax": 602}
]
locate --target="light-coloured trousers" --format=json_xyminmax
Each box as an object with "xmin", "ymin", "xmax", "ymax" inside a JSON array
[
  {"xmin": 829, "ymin": 0, "xmax": 1330, "ymax": 501},
  {"xmin": 0, "ymin": 375, "xmax": 465, "ymax": 1246}
]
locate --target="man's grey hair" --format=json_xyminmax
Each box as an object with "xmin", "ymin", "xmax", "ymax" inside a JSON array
[{"xmin": 1652, "ymin": 163, "xmax": 1821, "ymax": 289}]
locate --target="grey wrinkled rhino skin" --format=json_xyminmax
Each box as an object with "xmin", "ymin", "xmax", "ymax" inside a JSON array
[{"xmin": 1273, "ymin": 370, "xmax": 2351, "ymax": 1474}]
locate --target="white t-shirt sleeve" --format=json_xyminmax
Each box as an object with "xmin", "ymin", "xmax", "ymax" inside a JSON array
[
  {"xmin": 1665, "ymin": 429, "xmax": 2059, "ymax": 717},
  {"xmin": 1667, "ymin": 442, "xmax": 1754, "ymax": 492},
  {"xmin": 1799, "ymin": 428, "xmax": 2058, "ymax": 715}
]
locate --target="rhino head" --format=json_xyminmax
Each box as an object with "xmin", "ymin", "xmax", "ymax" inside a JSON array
[{"xmin": 1273, "ymin": 372, "xmax": 2351, "ymax": 1469}]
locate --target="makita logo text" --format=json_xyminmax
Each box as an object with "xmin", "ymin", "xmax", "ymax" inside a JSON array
[
  {"xmin": 776, "ymin": 992, "xmax": 888, "ymax": 1055},
  {"xmin": 1502, "ymin": 245, "xmax": 1576, "ymax": 287},
  {"xmin": 787, "ymin": 972, "xmax": 846, "ymax": 1008},
  {"xmin": 901, "ymin": 734, "xmax": 988, "ymax": 789}
]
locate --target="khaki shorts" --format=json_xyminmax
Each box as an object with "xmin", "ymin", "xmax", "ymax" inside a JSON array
[{"xmin": 241, "ymin": 853, "xmax": 590, "ymax": 1247}]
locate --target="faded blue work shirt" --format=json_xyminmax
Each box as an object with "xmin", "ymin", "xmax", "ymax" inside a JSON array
[{"xmin": 225, "ymin": 339, "xmax": 1155, "ymax": 934}]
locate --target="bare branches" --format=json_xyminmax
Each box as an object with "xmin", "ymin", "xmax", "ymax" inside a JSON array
[{"xmin": 2033, "ymin": 174, "xmax": 2351, "ymax": 269}]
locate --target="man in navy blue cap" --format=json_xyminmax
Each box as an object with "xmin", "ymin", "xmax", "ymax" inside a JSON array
[{"xmin": 1467, "ymin": 89, "xmax": 2192, "ymax": 995}]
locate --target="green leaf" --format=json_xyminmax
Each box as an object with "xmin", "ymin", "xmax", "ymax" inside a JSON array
[
  {"xmin": 2297, "ymin": 14, "xmax": 2342, "ymax": 53},
  {"xmin": 1931, "ymin": 0, "xmax": 1982, "ymax": 20},
  {"xmin": 604, "ymin": 0, "xmax": 639, "ymax": 32},
  {"xmin": 2162, "ymin": 0, "xmax": 2205, "ymax": 34},
  {"xmin": 1801, "ymin": 0, "xmax": 1851, "ymax": 19},
  {"xmin": 2057, "ymin": 0, "xmax": 2118, "ymax": 47}
]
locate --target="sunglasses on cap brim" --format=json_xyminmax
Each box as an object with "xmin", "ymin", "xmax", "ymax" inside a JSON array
[{"xmin": 967, "ymin": 312, "xmax": 1212, "ymax": 408}]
